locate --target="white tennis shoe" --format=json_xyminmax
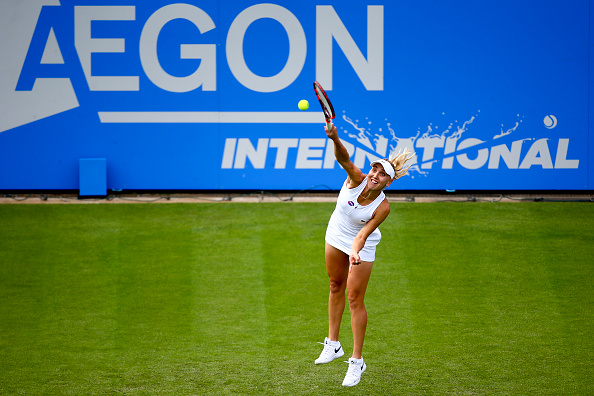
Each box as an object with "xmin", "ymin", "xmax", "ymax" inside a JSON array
[
  {"xmin": 342, "ymin": 357, "xmax": 366, "ymax": 387},
  {"xmin": 314, "ymin": 337, "xmax": 344, "ymax": 364}
]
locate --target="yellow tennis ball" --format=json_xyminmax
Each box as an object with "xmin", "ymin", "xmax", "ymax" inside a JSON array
[{"xmin": 298, "ymin": 99, "xmax": 309, "ymax": 111}]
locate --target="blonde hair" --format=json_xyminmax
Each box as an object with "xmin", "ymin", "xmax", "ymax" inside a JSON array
[{"xmin": 387, "ymin": 148, "xmax": 416, "ymax": 179}]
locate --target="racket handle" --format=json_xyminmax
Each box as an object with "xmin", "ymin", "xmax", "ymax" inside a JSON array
[{"xmin": 326, "ymin": 120, "xmax": 333, "ymax": 132}]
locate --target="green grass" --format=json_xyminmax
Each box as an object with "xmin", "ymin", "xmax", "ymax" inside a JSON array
[{"xmin": 0, "ymin": 203, "xmax": 593, "ymax": 395}]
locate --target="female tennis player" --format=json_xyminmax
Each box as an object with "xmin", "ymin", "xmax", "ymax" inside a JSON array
[{"xmin": 315, "ymin": 124, "xmax": 414, "ymax": 387}]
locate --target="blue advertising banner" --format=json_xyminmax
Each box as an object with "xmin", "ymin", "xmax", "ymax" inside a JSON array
[{"xmin": 0, "ymin": 0, "xmax": 591, "ymax": 191}]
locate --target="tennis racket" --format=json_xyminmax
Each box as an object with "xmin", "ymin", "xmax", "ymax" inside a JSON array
[{"xmin": 313, "ymin": 81, "xmax": 335, "ymax": 132}]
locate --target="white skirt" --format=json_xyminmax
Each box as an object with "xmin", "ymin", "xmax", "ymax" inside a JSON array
[{"xmin": 325, "ymin": 217, "xmax": 380, "ymax": 262}]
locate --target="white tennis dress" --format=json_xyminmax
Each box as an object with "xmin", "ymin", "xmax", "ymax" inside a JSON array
[{"xmin": 325, "ymin": 177, "xmax": 385, "ymax": 262}]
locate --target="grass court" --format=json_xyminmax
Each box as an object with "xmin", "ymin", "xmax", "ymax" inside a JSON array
[{"xmin": 1, "ymin": 202, "xmax": 593, "ymax": 394}]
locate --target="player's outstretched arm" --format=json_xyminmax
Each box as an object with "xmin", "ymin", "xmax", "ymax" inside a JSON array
[{"xmin": 325, "ymin": 124, "xmax": 365, "ymax": 186}]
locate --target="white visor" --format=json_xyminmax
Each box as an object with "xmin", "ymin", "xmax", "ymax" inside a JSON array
[{"xmin": 370, "ymin": 159, "xmax": 395, "ymax": 179}]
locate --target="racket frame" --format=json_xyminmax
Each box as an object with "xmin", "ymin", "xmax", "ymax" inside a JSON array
[{"xmin": 313, "ymin": 81, "xmax": 335, "ymax": 132}]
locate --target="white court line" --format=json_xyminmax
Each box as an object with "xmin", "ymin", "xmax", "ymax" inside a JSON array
[{"xmin": 98, "ymin": 111, "xmax": 325, "ymax": 124}]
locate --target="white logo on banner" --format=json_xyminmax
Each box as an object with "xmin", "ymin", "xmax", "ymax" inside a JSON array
[
  {"xmin": 0, "ymin": 0, "xmax": 79, "ymax": 133},
  {"xmin": 222, "ymin": 112, "xmax": 579, "ymax": 171},
  {"xmin": 3, "ymin": 2, "xmax": 383, "ymax": 132},
  {"xmin": 544, "ymin": 115, "xmax": 558, "ymax": 129}
]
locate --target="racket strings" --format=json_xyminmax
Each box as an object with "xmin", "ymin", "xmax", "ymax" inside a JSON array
[
  {"xmin": 314, "ymin": 84, "xmax": 335, "ymax": 119},
  {"xmin": 320, "ymin": 98, "xmax": 333, "ymax": 118}
]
